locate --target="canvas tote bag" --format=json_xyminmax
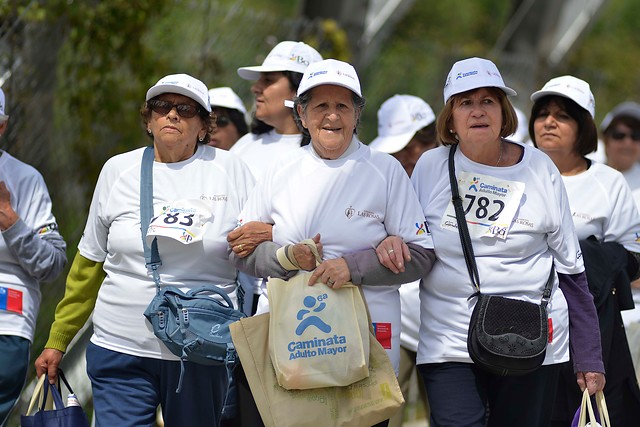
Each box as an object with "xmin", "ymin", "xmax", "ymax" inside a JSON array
[
  {"xmin": 230, "ymin": 313, "xmax": 403, "ymax": 427},
  {"xmin": 266, "ymin": 239, "xmax": 370, "ymax": 389}
]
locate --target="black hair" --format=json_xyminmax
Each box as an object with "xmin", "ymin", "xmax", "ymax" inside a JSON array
[{"xmin": 529, "ymin": 95, "xmax": 598, "ymax": 155}]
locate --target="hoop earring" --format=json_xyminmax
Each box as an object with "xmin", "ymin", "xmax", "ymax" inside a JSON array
[
  {"xmin": 147, "ymin": 128, "xmax": 152, "ymax": 135},
  {"xmin": 198, "ymin": 136, "xmax": 204, "ymax": 142}
]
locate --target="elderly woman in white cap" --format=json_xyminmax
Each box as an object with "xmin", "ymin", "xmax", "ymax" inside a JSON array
[
  {"xmin": 35, "ymin": 74, "xmax": 254, "ymax": 427},
  {"xmin": 602, "ymin": 101, "xmax": 640, "ymax": 208},
  {"xmin": 233, "ymin": 58, "xmax": 435, "ymax": 427},
  {"xmin": 404, "ymin": 58, "xmax": 603, "ymax": 426},
  {"xmin": 227, "ymin": 41, "xmax": 323, "ymax": 325},
  {"xmin": 369, "ymin": 94, "xmax": 438, "ymax": 177},
  {"xmin": 0, "ymin": 88, "xmax": 67, "ymax": 426},
  {"xmin": 529, "ymin": 76, "xmax": 640, "ymax": 426},
  {"xmin": 207, "ymin": 86, "xmax": 248, "ymax": 150}
]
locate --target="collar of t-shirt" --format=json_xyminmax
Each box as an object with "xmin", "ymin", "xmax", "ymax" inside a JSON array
[{"xmin": 309, "ymin": 137, "xmax": 360, "ymax": 160}]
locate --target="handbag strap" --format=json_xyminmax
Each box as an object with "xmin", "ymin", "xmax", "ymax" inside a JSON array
[
  {"xmin": 448, "ymin": 144, "xmax": 481, "ymax": 296},
  {"xmin": 447, "ymin": 144, "xmax": 554, "ymax": 305},
  {"xmin": 140, "ymin": 145, "xmax": 162, "ymax": 291}
]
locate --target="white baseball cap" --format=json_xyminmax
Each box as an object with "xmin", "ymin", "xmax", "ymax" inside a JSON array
[
  {"xmin": 297, "ymin": 59, "xmax": 361, "ymax": 97},
  {"xmin": 369, "ymin": 95, "xmax": 436, "ymax": 154},
  {"xmin": 208, "ymin": 87, "xmax": 247, "ymax": 115},
  {"xmin": 530, "ymin": 75, "xmax": 595, "ymax": 118},
  {"xmin": 146, "ymin": 73, "xmax": 211, "ymax": 112},
  {"xmin": 443, "ymin": 57, "xmax": 516, "ymax": 104},
  {"xmin": 237, "ymin": 41, "xmax": 323, "ymax": 81},
  {"xmin": 600, "ymin": 101, "xmax": 640, "ymax": 132},
  {"xmin": 0, "ymin": 88, "xmax": 8, "ymax": 122}
]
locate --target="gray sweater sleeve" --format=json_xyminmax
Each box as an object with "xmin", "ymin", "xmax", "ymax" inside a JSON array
[
  {"xmin": 232, "ymin": 241, "xmax": 298, "ymax": 280},
  {"xmin": 233, "ymin": 241, "xmax": 435, "ymax": 285},
  {"xmin": 343, "ymin": 244, "xmax": 435, "ymax": 286},
  {"xmin": 2, "ymin": 218, "xmax": 67, "ymax": 282}
]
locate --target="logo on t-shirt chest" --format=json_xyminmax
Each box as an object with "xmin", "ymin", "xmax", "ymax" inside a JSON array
[{"xmin": 344, "ymin": 205, "xmax": 382, "ymax": 221}]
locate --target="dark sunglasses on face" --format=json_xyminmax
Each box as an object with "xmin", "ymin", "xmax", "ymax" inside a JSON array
[
  {"xmin": 148, "ymin": 99, "xmax": 202, "ymax": 118},
  {"xmin": 215, "ymin": 115, "xmax": 230, "ymax": 128},
  {"xmin": 610, "ymin": 129, "xmax": 640, "ymax": 142}
]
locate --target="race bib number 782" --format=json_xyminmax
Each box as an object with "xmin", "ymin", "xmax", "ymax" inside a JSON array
[{"xmin": 441, "ymin": 171, "xmax": 525, "ymax": 240}]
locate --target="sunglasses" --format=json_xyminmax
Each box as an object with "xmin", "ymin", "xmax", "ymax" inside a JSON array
[
  {"xmin": 215, "ymin": 115, "xmax": 231, "ymax": 128},
  {"xmin": 148, "ymin": 99, "xmax": 202, "ymax": 119},
  {"xmin": 610, "ymin": 129, "xmax": 640, "ymax": 142}
]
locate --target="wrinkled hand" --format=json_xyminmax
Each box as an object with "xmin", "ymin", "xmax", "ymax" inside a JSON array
[
  {"xmin": 227, "ymin": 221, "xmax": 273, "ymax": 258},
  {"xmin": 577, "ymin": 371, "xmax": 605, "ymax": 395},
  {"xmin": 308, "ymin": 258, "xmax": 351, "ymax": 289},
  {"xmin": 292, "ymin": 233, "xmax": 323, "ymax": 271},
  {"xmin": 35, "ymin": 348, "xmax": 64, "ymax": 384},
  {"xmin": 0, "ymin": 182, "xmax": 18, "ymax": 231},
  {"xmin": 375, "ymin": 235, "xmax": 411, "ymax": 273}
]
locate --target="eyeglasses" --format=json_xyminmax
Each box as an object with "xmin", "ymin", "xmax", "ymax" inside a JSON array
[
  {"xmin": 148, "ymin": 99, "xmax": 202, "ymax": 118},
  {"xmin": 610, "ymin": 129, "xmax": 640, "ymax": 142}
]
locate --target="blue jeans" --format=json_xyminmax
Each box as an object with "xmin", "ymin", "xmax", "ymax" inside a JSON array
[
  {"xmin": 418, "ymin": 362, "xmax": 561, "ymax": 427},
  {"xmin": 0, "ymin": 335, "xmax": 29, "ymax": 427},
  {"xmin": 86, "ymin": 342, "xmax": 228, "ymax": 427}
]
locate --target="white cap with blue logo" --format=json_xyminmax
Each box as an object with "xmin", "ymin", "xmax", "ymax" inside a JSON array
[{"xmin": 443, "ymin": 57, "xmax": 516, "ymax": 104}]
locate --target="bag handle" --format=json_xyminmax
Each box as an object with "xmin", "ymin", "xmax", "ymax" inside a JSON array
[
  {"xmin": 276, "ymin": 238, "xmax": 322, "ymax": 271},
  {"xmin": 448, "ymin": 144, "xmax": 555, "ymax": 304},
  {"xmin": 24, "ymin": 374, "xmax": 52, "ymax": 416},
  {"xmin": 578, "ymin": 388, "xmax": 610, "ymax": 427}
]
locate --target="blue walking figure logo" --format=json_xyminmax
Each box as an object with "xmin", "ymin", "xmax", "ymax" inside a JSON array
[{"xmin": 296, "ymin": 296, "xmax": 331, "ymax": 335}]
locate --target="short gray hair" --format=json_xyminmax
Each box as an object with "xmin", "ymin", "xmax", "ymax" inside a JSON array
[{"xmin": 293, "ymin": 89, "xmax": 366, "ymax": 137}]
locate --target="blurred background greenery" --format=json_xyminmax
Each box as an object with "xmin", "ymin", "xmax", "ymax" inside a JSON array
[{"xmin": 1, "ymin": 0, "xmax": 639, "ymax": 424}]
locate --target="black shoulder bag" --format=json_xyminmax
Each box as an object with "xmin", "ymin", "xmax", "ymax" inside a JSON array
[
  {"xmin": 139, "ymin": 146, "xmax": 245, "ymax": 392},
  {"xmin": 448, "ymin": 144, "xmax": 554, "ymax": 376}
]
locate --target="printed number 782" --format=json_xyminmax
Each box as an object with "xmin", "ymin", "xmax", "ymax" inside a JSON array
[{"xmin": 463, "ymin": 195, "xmax": 505, "ymax": 221}]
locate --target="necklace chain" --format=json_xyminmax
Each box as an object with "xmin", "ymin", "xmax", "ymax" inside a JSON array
[{"xmin": 495, "ymin": 141, "xmax": 504, "ymax": 167}]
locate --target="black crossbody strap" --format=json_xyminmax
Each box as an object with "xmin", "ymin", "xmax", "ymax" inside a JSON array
[
  {"xmin": 448, "ymin": 144, "xmax": 555, "ymax": 302},
  {"xmin": 448, "ymin": 145, "xmax": 481, "ymax": 296}
]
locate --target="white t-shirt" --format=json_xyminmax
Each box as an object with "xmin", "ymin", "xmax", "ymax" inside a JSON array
[
  {"xmin": 230, "ymin": 130, "xmax": 303, "ymax": 182},
  {"xmin": 79, "ymin": 145, "xmax": 254, "ymax": 360},
  {"xmin": 621, "ymin": 162, "xmax": 640, "ymax": 211},
  {"xmin": 0, "ymin": 151, "xmax": 64, "ymax": 341},
  {"xmin": 231, "ymin": 130, "xmax": 304, "ymax": 305},
  {"xmin": 399, "ymin": 280, "xmax": 421, "ymax": 352},
  {"xmin": 564, "ymin": 162, "xmax": 640, "ymax": 326},
  {"xmin": 412, "ymin": 143, "xmax": 583, "ymax": 366},
  {"xmin": 239, "ymin": 138, "xmax": 433, "ymax": 373}
]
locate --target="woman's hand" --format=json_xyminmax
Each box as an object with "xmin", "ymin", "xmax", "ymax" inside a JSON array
[
  {"xmin": 0, "ymin": 182, "xmax": 19, "ymax": 231},
  {"xmin": 577, "ymin": 371, "xmax": 606, "ymax": 395},
  {"xmin": 292, "ymin": 233, "xmax": 322, "ymax": 271},
  {"xmin": 35, "ymin": 349, "xmax": 64, "ymax": 384},
  {"xmin": 308, "ymin": 258, "xmax": 351, "ymax": 289},
  {"xmin": 227, "ymin": 221, "xmax": 273, "ymax": 258},
  {"xmin": 375, "ymin": 235, "xmax": 411, "ymax": 273}
]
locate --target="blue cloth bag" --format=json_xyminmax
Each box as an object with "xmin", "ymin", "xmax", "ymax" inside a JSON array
[{"xmin": 20, "ymin": 371, "xmax": 90, "ymax": 427}]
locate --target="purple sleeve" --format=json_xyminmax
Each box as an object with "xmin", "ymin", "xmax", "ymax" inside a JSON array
[{"xmin": 558, "ymin": 271, "xmax": 605, "ymax": 374}]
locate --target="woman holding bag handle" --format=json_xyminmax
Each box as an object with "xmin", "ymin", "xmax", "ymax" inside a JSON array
[
  {"xmin": 396, "ymin": 57, "xmax": 605, "ymax": 426},
  {"xmin": 528, "ymin": 75, "xmax": 640, "ymax": 426},
  {"xmin": 35, "ymin": 74, "xmax": 254, "ymax": 427},
  {"xmin": 232, "ymin": 59, "xmax": 436, "ymax": 427}
]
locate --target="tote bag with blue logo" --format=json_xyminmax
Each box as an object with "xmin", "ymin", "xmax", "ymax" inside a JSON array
[{"xmin": 267, "ymin": 271, "xmax": 370, "ymax": 390}]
